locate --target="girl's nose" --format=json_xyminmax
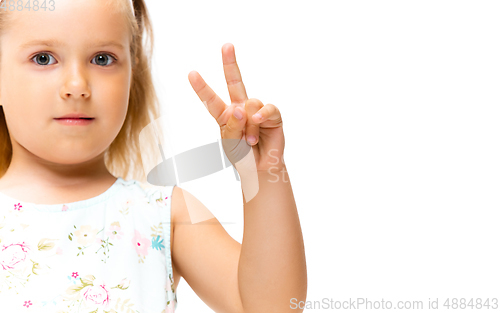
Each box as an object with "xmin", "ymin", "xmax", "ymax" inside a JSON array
[{"xmin": 60, "ymin": 64, "xmax": 91, "ymax": 99}]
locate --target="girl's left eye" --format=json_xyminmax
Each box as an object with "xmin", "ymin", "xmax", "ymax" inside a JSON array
[
  {"xmin": 91, "ymin": 54, "xmax": 117, "ymax": 66},
  {"xmin": 31, "ymin": 53, "xmax": 117, "ymax": 66}
]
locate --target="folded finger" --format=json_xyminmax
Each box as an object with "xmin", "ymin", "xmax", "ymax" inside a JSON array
[{"xmin": 252, "ymin": 103, "xmax": 283, "ymax": 128}]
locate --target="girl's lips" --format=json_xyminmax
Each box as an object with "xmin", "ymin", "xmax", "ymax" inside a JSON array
[{"xmin": 54, "ymin": 118, "xmax": 95, "ymax": 126}]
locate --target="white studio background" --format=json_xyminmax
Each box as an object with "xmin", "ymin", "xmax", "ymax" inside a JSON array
[{"xmin": 147, "ymin": 1, "xmax": 500, "ymax": 312}]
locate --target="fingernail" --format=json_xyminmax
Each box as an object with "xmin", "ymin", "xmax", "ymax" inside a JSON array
[
  {"xmin": 253, "ymin": 113, "xmax": 262, "ymax": 122},
  {"xmin": 234, "ymin": 107, "xmax": 243, "ymax": 120},
  {"xmin": 247, "ymin": 135, "xmax": 256, "ymax": 145}
]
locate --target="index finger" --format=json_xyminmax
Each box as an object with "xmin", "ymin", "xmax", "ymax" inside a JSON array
[
  {"xmin": 222, "ymin": 43, "xmax": 248, "ymax": 107},
  {"xmin": 188, "ymin": 71, "xmax": 229, "ymax": 126}
]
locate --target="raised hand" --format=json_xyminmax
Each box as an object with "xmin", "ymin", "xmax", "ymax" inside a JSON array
[{"xmin": 188, "ymin": 43, "xmax": 285, "ymax": 176}]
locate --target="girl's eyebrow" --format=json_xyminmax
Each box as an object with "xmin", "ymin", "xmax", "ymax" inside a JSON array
[{"xmin": 19, "ymin": 39, "xmax": 125, "ymax": 51}]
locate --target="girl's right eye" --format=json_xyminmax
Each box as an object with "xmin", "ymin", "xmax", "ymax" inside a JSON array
[{"xmin": 31, "ymin": 52, "xmax": 56, "ymax": 66}]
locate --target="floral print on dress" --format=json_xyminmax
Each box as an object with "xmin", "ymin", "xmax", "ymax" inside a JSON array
[
  {"xmin": 107, "ymin": 222, "xmax": 124, "ymax": 240},
  {"xmin": 160, "ymin": 273, "xmax": 176, "ymax": 313},
  {"xmin": 61, "ymin": 273, "xmax": 133, "ymax": 312},
  {"xmin": 67, "ymin": 221, "xmax": 123, "ymax": 264},
  {"xmin": 150, "ymin": 223, "xmax": 165, "ymax": 251},
  {"xmin": 131, "ymin": 230, "xmax": 151, "ymax": 263},
  {"xmin": 144, "ymin": 187, "xmax": 170, "ymax": 208},
  {"xmin": 131, "ymin": 221, "xmax": 169, "ymax": 262},
  {"xmin": 0, "ymin": 202, "xmax": 58, "ymax": 294},
  {"xmin": 119, "ymin": 195, "xmax": 141, "ymax": 216}
]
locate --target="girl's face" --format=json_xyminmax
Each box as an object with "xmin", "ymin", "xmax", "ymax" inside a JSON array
[{"xmin": 0, "ymin": 0, "xmax": 132, "ymax": 166}]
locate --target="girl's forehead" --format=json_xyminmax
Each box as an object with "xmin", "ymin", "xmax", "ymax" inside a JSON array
[
  {"xmin": 4, "ymin": 0, "xmax": 129, "ymax": 27},
  {"xmin": 2, "ymin": 0, "xmax": 131, "ymax": 45}
]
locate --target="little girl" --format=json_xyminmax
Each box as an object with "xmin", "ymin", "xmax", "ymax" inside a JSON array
[{"xmin": 0, "ymin": 0, "xmax": 307, "ymax": 312}]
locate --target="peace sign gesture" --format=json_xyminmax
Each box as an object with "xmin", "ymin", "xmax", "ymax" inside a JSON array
[{"xmin": 188, "ymin": 43, "xmax": 286, "ymax": 175}]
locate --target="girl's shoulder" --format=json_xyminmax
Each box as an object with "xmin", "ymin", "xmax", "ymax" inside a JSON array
[
  {"xmin": 118, "ymin": 177, "xmax": 170, "ymax": 193},
  {"xmin": 120, "ymin": 178, "xmax": 177, "ymax": 210}
]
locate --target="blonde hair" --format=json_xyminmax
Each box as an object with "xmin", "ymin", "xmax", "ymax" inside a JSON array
[{"xmin": 0, "ymin": 0, "xmax": 162, "ymax": 184}]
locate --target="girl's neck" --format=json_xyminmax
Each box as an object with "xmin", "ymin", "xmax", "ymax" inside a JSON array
[{"xmin": 0, "ymin": 173, "xmax": 118, "ymax": 205}]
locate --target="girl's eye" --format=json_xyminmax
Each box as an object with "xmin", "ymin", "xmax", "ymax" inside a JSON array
[
  {"xmin": 32, "ymin": 53, "xmax": 56, "ymax": 66},
  {"xmin": 31, "ymin": 53, "xmax": 117, "ymax": 67},
  {"xmin": 92, "ymin": 54, "xmax": 117, "ymax": 66}
]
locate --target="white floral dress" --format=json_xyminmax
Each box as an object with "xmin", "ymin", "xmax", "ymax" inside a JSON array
[{"xmin": 0, "ymin": 177, "xmax": 177, "ymax": 313}]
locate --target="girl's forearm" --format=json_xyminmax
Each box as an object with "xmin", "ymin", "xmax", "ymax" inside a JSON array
[{"xmin": 237, "ymin": 165, "xmax": 307, "ymax": 313}]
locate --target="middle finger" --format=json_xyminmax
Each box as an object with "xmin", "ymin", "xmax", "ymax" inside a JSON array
[{"xmin": 222, "ymin": 43, "xmax": 248, "ymax": 107}]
